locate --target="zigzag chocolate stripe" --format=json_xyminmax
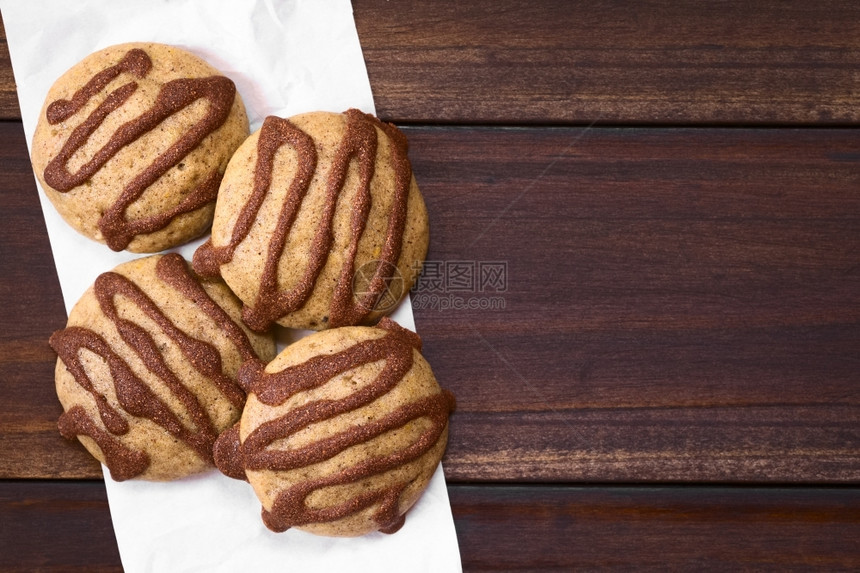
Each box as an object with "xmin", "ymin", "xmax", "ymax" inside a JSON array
[
  {"xmin": 216, "ymin": 318, "xmax": 454, "ymax": 534},
  {"xmin": 47, "ymin": 48, "xmax": 151, "ymax": 124},
  {"xmin": 51, "ymin": 254, "xmax": 257, "ymax": 481},
  {"xmin": 42, "ymin": 48, "xmax": 237, "ymax": 251},
  {"xmin": 193, "ymin": 109, "xmax": 412, "ymax": 331}
]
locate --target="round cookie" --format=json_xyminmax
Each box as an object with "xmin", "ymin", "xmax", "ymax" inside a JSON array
[
  {"xmin": 31, "ymin": 42, "xmax": 250, "ymax": 252},
  {"xmin": 50, "ymin": 253, "xmax": 276, "ymax": 482},
  {"xmin": 213, "ymin": 317, "xmax": 455, "ymax": 537},
  {"xmin": 193, "ymin": 109, "xmax": 429, "ymax": 332}
]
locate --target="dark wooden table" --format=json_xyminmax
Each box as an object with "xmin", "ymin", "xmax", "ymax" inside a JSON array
[{"xmin": 2, "ymin": 1, "xmax": 859, "ymax": 570}]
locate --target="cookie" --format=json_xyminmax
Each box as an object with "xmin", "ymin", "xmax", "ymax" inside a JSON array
[
  {"xmin": 193, "ymin": 109, "xmax": 429, "ymax": 332},
  {"xmin": 31, "ymin": 42, "xmax": 249, "ymax": 252},
  {"xmin": 214, "ymin": 317, "xmax": 455, "ymax": 537},
  {"xmin": 50, "ymin": 253, "xmax": 276, "ymax": 481}
]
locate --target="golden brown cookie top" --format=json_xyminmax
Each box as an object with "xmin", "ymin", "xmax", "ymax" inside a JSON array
[
  {"xmin": 214, "ymin": 317, "xmax": 454, "ymax": 536},
  {"xmin": 193, "ymin": 109, "xmax": 429, "ymax": 332},
  {"xmin": 32, "ymin": 42, "xmax": 249, "ymax": 252},
  {"xmin": 51, "ymin": 253, "xmax": 276, "ymax": 481}
]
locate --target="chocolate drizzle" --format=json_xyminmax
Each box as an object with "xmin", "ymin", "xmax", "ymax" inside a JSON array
[
  {"xmin": 47, "ymin": 48, "xmax": 152, "ymax": 125},
  {"xmin": 58, "ymin": 405, "xmax": 149, "ymax": 481},
  {"xmin": 42, "ymin": 47, "xmax": 238, "ymax": 251},
  {"xmin": 193, "ymin": 109, "xmax": 413, "ymax": 331},
  {"xmin": 51, "ymin": 254, "xmax": 259, "ymax": 481},
  {"xmin": 214, "ymin": 318, "xmax": 455, "ymax": 534}
]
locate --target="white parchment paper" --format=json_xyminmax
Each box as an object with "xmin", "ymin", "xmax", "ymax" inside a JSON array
[{"xmin": 0, "ymin": 1, "xmax": 461, "ymax": 571}]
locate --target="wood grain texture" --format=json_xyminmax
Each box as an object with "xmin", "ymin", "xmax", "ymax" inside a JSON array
[
  {"xmin": 451, "ymin": 485, "xmax": 860, "ymax": 570},
  {"xmin": 2, "ymin": 120, "xmax": 857, "ymax": 482},
  {"xmin": 354, "ymin": 0, "xmax": 860, "ymax": 125},
  {"xmin": 408, "ymin": 125, "xmax": 860, "ymax": 482},
  {"xmin": 0, "ymin": 121, "xmax": 100, "ymax": 479},
  {"xmin": 0, "ymin": 13, "xmax": 17, "ymax": 120},
  {"xmin": 1, "ymin": 481, "xmax": 858, "ymax": 571},
  {"xmin": 0, "ymin": 481, "xmax": 121, "ymax": 573},
  {"xmin": 3, "ymin": 2, "xmax": 860, "ymax": 124}
]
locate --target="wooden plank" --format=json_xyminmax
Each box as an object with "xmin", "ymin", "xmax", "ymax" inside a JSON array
[
  {"xmin": 1, "ymin": 122, "xmax": 858, "ymax": 482},
  {"xmin": 355, "ymin": 0, "xmax": 860, "ymax": 125},
  {"xmin": 3, "ymin": 2, "xmax": 860, "ymax": 125},
  {"xmin": 0, "ymin": 13, "xmax": 18, "ymax": 120},
  {"xmin": 0, "ymin": 121, "xmax": 101, "ymax": 479},
  {"xmin": 0, "ymin": 481, "xmax": 122, "ymax": 573},
  {"xmin": 1, "ymin": 481, "xmax": 858, "ymax": 571},
  {"xmin": 451, "ymin": 485, "xmax": 860, "ymax": 570},
  {"xmin": 407, "ymin": 125, "xmax": 860, "ymax": 482}
]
